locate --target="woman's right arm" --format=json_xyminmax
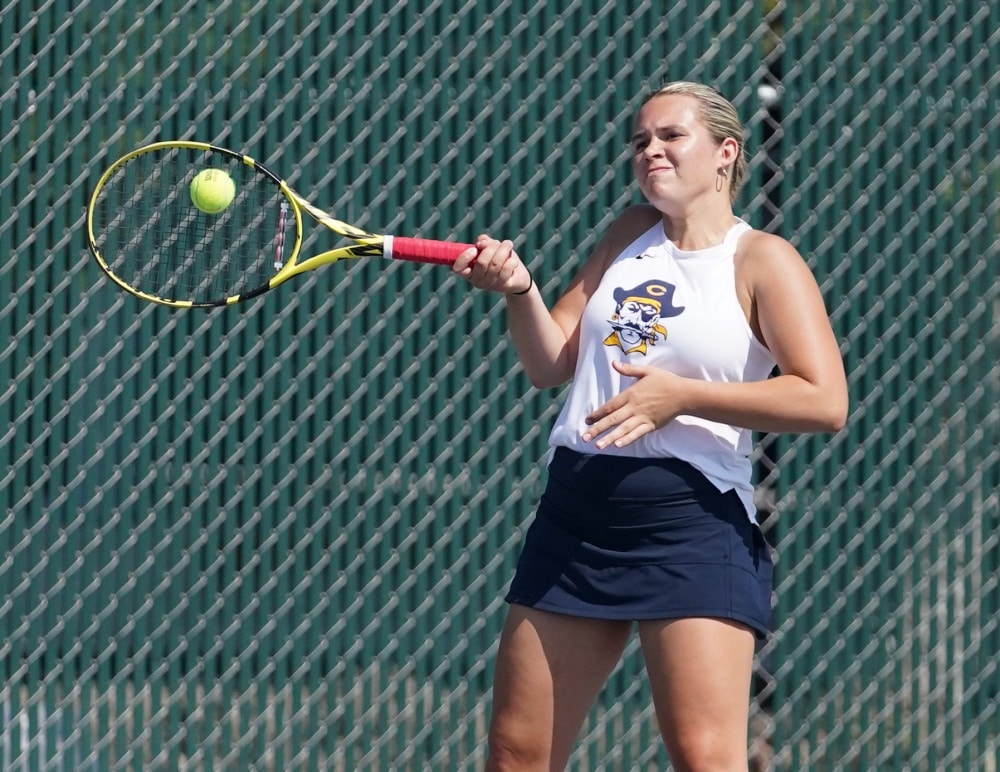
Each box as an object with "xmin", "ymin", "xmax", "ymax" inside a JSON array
[{"xmin": 453, "ymin": 205, "xmax": 662, "ymax": 389}]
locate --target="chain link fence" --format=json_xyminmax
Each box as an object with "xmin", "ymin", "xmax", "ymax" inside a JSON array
[{"xmin": 1, "ymin": 0, "xmax": 997, "ymax": 769}]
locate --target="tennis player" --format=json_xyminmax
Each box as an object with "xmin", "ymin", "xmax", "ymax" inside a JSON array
[{"xmin": 454, "ymin": 81, "xmax": 848, "ymax": 770}]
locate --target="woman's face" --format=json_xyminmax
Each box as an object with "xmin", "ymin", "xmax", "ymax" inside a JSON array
[{"xmin": 630, "ymin": 94, "xmax": 727, "ymax": 208}]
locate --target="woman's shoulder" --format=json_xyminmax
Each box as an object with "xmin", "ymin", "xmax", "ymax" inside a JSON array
[
  {"xmin": 735, "ymin": 227, "xmax": 806, "ymax": 270},
  {"xmin": 734, "ymin": 227, "xmax": 821, "ymax": 301},
  {"xmin": 610, "ymin": 204, "xmax": 663, "ymax": 240},
  {"xmin": 590, "ymin": 205, "xmax": 663, "ymax": 271}
]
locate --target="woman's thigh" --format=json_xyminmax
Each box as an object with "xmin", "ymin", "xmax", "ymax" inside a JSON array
[
  {"xmin": 487, "ymin": 604, "xmax": 632, "ymax": 771},
  {"xmin": 638, "ymin": 617, "xmax": 756, "ymax": 770}
]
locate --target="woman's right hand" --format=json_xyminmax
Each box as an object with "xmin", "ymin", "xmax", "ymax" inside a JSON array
[{"xmin": 453, "ymin": 235, "xmax": 533, "ymax": 296}]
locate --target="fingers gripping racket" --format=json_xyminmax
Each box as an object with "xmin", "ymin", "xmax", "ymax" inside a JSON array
[{"xmin": 86, "ymin": 140, "xmax": 474, "ymax": 308}]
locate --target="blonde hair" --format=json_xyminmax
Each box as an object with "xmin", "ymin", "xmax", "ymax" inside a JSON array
[{"xmin": 639, "ymin": 82, "xmax": 747, "ymax": 204}]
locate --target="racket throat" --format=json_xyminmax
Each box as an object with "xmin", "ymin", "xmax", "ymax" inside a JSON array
[{"xmin": 273, "ymin": 201, "xmax": 290, "ymax": 270}]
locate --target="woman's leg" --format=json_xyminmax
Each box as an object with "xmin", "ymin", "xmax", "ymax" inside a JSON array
[
  {"xmin": 638, "ymin": 617, "xmax": 757, "ymax": 772},
  {"xmin": 486, "ymin": 604, "xmax": 633, "ymax": 771}
]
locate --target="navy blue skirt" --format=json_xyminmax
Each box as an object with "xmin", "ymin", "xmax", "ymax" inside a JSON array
[{"xmin": 505, "ymin": 448, "xmax": 773, "ymax": 638}]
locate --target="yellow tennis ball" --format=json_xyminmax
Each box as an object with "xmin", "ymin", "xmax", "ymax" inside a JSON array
[{"xmin": 190, "ymin": 168, "xmax": 236, "ymax": 214}]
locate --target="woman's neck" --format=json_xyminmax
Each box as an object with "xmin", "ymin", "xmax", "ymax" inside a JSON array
[{"xmin": 660, "ymin": 206, "xmax": 737, "ymax": 250}]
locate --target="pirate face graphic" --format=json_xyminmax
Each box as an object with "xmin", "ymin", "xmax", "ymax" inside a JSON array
[{"xmin": 604, "ymin": 280, "xmax": 684, "ymax": 355}]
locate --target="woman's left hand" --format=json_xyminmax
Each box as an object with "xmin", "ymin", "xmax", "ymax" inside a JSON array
[{"xmin": 582, "ymin": 360, "xmax": 687, "ymax": 449}]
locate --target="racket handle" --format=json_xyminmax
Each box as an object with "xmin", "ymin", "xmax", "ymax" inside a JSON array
[{"xmin": 385, "ymin": 236, "xmax": 474, "ymax": 266}]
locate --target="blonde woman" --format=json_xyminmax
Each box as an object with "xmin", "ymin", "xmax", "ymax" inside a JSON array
[{"xmin": 455, "ymin": 82, "xmax": 848, "ymax": 771}]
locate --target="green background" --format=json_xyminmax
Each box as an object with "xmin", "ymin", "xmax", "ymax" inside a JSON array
[{"xmin": 1, "ymin": 1, "xmax": 997, "ymax": 768}]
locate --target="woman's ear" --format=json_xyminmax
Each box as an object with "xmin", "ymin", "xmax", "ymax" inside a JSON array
[{"xmin": 718, "ymin": 136, "xmax": 740, "ymax": 167}]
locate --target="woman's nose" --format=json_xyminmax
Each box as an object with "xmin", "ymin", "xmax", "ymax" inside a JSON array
[{"xmin": 643, "ymin": 139, "xmax": 665, "ymax": 158}]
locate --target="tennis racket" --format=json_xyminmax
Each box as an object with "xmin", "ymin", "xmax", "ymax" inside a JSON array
[{"xmin": 86, "ymin": 140, "xmax": 474, "ymax": 308}]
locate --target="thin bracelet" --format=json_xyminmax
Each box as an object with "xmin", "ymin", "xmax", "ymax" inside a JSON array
[{"xmin": 510, "ymin": 270, "xmax": 533, "ymax": 296}]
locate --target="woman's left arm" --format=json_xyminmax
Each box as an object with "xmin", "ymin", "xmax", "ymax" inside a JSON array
[{"xmin": 583, "ymin": 232, "xmax": 848, "ymax": 450}]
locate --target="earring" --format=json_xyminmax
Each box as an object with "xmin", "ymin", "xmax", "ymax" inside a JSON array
[{"xmin": 716, "ymin": 168, "xmax": 728, "ymax": 192}]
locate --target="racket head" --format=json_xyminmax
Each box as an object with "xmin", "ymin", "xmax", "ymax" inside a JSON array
[{"xmin": 87, "ymin": 141, "xmax": 304, "ymax": 307}]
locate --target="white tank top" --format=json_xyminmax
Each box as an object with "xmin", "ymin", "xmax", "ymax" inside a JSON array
[{"xmin": 547, "ymin": 218, "xmax": 776, "ymax": 520}]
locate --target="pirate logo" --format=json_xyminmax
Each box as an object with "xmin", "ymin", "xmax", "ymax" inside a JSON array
[{"xmin": 604, "ymin": 280, "xmax": 684, "ymax": 355}]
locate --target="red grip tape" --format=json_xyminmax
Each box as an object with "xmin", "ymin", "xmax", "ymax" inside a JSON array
[{"xmin": 387, "ymin": 236, "xmax": 474, "ymax": 266}]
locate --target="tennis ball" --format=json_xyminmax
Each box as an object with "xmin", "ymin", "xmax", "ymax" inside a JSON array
[{"xmin": 190, "ymin": 168, "xmax": 236, "ymax": 214}]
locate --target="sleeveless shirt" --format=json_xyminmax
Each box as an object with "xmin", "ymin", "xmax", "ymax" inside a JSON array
[{"xmin": 547, "ymin": 218, "xmax": 777, "ymax": 520}]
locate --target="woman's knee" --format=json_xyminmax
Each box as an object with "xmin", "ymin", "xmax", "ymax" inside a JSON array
[
  {"xmin": 665, "ymin": 725, "xmax": 749, "ymax": 771},
  {"xmin": 485, "ymin": 724, "xmax": 550, "ymax": 771}
]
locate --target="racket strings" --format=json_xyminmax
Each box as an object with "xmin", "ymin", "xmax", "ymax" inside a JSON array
[{"xmin": 92, "ymin": 147, "xmax": 292, "ymax": 304}]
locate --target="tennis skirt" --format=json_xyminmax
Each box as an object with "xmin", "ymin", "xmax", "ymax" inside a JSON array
[{"xmin": 505, "ymin": 447, "xmax": 773, "ymax": 638}]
